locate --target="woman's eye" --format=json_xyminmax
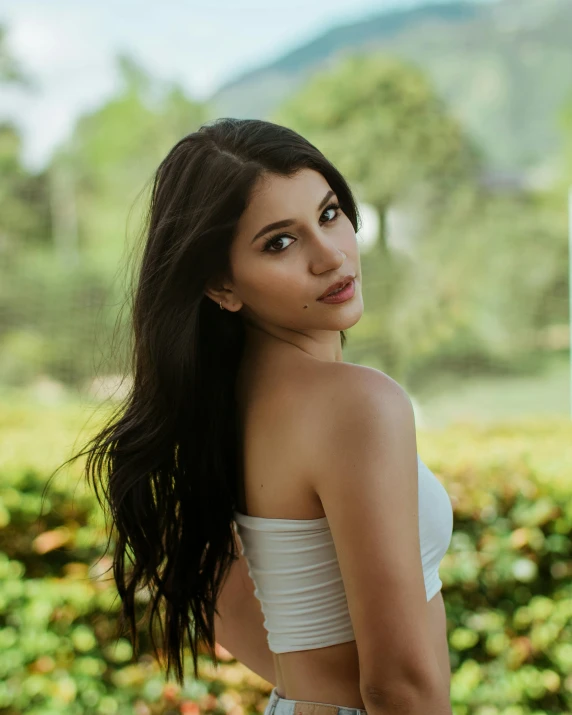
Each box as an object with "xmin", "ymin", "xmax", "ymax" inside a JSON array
[
  {"xmin": 322, "ymin": 203, "xmax": 341, "ymax": 221},
  {"xmin": 262, "ymin": 235, "xmax": 296, "ymax": 253},
  {"xmin": 262, "ymin": 202, "xmax": 341, "ymax": 254}
]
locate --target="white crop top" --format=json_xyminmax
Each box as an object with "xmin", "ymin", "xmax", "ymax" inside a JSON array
[{"xmin": 233, "ymin": 454, "xmax": 453, "ymax": 654}]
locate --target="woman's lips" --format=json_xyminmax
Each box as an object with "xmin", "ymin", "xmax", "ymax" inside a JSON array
[{"xmin": 317, "ymin": 279, "xmax": 355, "ymax": 304}]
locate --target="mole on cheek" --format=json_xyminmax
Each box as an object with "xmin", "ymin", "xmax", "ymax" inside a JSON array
[{"xmin": 303, "ymin": 305, "xmax": 308, "ymax": 309}]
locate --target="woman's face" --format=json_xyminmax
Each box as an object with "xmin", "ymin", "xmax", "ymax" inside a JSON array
[{"xmin": 216, "ymin": 168, "xmax": 364, "ymax": 339}]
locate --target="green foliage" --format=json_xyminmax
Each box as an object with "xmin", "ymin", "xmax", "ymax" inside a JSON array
[
  {"xmin": 1, "ymin": 45, "xmax": 565, "ymax": 393},
  {"xmin": 272, "ymin": 52, "xmax": 481, "ymax": 379},
  {"xmin": 212, "ymin": 0, "xmax": 572, "ymax": 173},
  {"xmin": 1, "ymin": 403, "xmax": 572, "ymax": 713},
  {"xmin": 555, "ymin": 90, "xmax": 572, "ymax": 188},
  {"xmin": 273, "ymin": 52, "xmax": 567, "ymax": 382},
  {"xmin": 273, "ymin": 52, "xmax": 482, "ymax": 216},
  {"xmin": 0, "ymin": 54, "xmax": 211, "ymax": 390},
  {"xmin": 0, "ymin": 123, "xmax": 51, "ymax": 251},
  {"xmin": 416, "ymin": 419, "xmax": 572, "ymax": 712},
  {"xmin": 0, "ymin": 246, "xmax": 129, "ymax": 388},
  {"xmin": 0, "ymin": 26, "xmax": 567, "ymax": 395},
  {"xmin": 0, "ymin": 402, "xmax": 272, "ymax": 714},
  {"xmin": 53, "ymin": 53, "xmax": 210, "ymax": 270},
  {"xmin": 0, "ymin": 24, "xmax": 47, "ymax": 254},
  {"xmin": 392, "ymin": 189, "xmax": 569, "ymax": 377}
]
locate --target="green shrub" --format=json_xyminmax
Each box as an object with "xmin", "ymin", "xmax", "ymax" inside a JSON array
[{"xmin": 1, "ymin": 403, "xmax": 571, "ymax": 714}]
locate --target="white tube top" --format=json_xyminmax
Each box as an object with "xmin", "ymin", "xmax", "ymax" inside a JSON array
[{"xmin": 233, "ymin": 454, "xmax": 453, "ymax": 654}]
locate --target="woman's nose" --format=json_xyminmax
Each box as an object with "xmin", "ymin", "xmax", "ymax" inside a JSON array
[{"xmin": 309, "ymin": 236, "xmax": 346, "ymax": 274}]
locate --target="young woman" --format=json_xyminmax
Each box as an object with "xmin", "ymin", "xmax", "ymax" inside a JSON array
[{"xmin": 73, "ymin": 118, "xmax": 453, "ymax": 715}]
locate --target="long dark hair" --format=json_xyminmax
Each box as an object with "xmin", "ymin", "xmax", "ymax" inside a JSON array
[{"xmin": 54, "ymin": 118, "xmax": 361, "ymax": 684}]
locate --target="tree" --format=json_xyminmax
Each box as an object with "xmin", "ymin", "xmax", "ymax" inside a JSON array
[
  {"xmin": 50, "ymin": 54, "xmax": 210, "ymax": 271},
  {"xmin": 0, "ymin": 123, "xmax": 51, "ymax": 254},
  {"xmin": 0, "ymin": 25, "xmax": 49, "ymax": 257},
  {"xmin": 273, "ymin": 52, "xmax": 483, "ymax": 252},
  {"xmin": 272, "ymin": 52, "xmax": 484, "ymax": 379},
  {"xmin": 272, "ymin": 51, "xmax": 566, "ymax": 383}
]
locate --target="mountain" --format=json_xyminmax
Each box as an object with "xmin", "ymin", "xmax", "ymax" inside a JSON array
[{"xmin": 207, "ymin": 0, "xmax": 572, "ymax": 172}]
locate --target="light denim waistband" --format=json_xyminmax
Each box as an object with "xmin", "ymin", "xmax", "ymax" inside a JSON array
[{"xmin": 264, "ymin": 686, "xmax": 367, "ymax": 715}]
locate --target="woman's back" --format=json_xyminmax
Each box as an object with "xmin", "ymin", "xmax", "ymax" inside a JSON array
[{"xmin": 234, "ymin": 344, "xmax": 451, "ymax": 708}]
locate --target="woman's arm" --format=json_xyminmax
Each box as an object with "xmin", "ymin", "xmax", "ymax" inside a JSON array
[{"xmin": 213, "ymin": 531, "xmax": 276, "ymax": 686}]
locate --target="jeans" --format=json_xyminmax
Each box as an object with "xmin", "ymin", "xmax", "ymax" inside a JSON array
[{"xmin": 263, "ymin": 686, "xmax": 367, "ymax": 715}]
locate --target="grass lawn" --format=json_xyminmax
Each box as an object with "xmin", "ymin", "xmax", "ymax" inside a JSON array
[
  {"xmin": 0, "ymin": 352, "xmax": 569, "ymax": 434},
  {"xmin": 413, "ymin": 352, "xmax": 571, "ymax": 430}
]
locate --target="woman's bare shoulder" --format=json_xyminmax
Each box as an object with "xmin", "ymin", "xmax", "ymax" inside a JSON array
[
  {"xmin": 312, "ymin": 361, "xmax": 408, "ymax": 407},
  {"xmin": 281, "ymin": 360, "xmax": 411, "ymax": 443}
]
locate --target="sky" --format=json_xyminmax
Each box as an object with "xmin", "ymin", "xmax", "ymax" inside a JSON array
[{"xmin": 0, "ymin": 0, "xmax": 488, "ymax": 171}]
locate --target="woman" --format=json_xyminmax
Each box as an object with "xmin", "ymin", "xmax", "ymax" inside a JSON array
[{"xmin": 70, "ymin": 118, "xmax": 453, "ymax": 715}]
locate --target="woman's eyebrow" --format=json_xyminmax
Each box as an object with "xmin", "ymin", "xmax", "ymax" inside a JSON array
[{"xmin": 250, "ymin": 189, "xmax": 336, "ymax": 245}]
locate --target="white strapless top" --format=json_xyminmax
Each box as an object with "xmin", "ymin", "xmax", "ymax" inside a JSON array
[{"xmin": 233, "ymin": 453, "xmax": 453, "ymax": 653}]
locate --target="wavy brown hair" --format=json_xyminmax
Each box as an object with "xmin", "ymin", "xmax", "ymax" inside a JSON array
[{"xmin": 53, "ymin": 118, "xmax": 361, "ymax": 684}]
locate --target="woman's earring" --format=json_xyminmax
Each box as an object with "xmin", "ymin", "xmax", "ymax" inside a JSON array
[{"xmin": 219, "ymin": 301, "xmax": 224, "ymax": 310}]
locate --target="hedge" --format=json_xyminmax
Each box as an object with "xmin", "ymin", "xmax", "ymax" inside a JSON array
[{"xmin": 1, "ymin": 401, "xmax": 571, "ymax": 714}]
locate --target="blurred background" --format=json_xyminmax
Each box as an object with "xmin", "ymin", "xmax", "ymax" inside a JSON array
[
  {"xmin": 1, "ymin": 1, "xmax": 572, "ymax": 714},
  {"xmin": 0, "ymin": 0, "xmax": 570, "ymax": 426}
]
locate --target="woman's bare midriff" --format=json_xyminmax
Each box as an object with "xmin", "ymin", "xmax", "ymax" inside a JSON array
[
  {"xmin": 272, "ymin": 589, "xmax": 449, "ymax": 708},
  {"xmin": 235, "ymin": 348, "xmax": 450, "ymax": 709}
]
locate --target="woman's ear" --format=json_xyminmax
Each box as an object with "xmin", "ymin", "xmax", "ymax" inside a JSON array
[
  {"xmin": 204, "ymin": 286, "xmax": 224, "ymax": 307},
  {"xmin": 204, "ymin": 284, "xmax": 243, "ymax": 312}
]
